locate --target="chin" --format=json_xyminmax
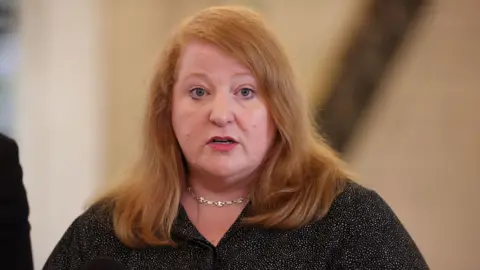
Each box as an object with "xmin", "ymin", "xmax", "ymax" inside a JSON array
[
  {"xmin": 205, "ymin": 166, "xmax": 240, "ymax": 178},
  {"xmin": 194, "ymin": 154, "xmax": 253, "ymax": 180},
  {"xmin": 201, "ymin": 162, "xmax": 249, "ymax": 180}
]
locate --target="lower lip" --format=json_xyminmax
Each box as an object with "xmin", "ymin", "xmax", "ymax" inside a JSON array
[{"xmin": 208, "ymin": 142, "xmax": 238, "ymax": 152}]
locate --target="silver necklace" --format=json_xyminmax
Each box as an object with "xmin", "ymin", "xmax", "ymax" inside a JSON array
[{"xmin": 187, "ymin": 187, "xmax": 249, "ymax": 207}]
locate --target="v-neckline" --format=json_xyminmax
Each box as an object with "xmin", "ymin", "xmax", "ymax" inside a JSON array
[{"xmin": 172, "ymin": 203, "xmax": 252, "ymax": 247}]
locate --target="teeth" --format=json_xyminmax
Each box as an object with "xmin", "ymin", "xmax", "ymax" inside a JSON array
[{"xmin": 212, "ymin": 139, "xmax": 234, "ymax": 144}]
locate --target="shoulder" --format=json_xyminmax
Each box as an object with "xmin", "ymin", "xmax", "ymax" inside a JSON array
[
  {"xmin": 66, "ymin": 203, "xmax": 117, "ymax": 247},
  {"xmin": 43, "ymin": 203, "xmax": 121, "ymax": 269},
  {"xmin": 70, "ymin": 203, "xmax": 114, "ymax": 233},
  {"xmin": 0, "ymin": 133, "xmax": 18, "ymax": 162},
  {"xmin": 322, "ymin": 180, "xmax": 401, "ymax": 243},
  {"xmin": 326, "ymin": 180, "xmax": 407, "ymax": 238},
  {"xmin": 74, "ymin": 204, "xmax": 115, "ymax": 242},
  {"xmin": 0, "ymin": 132, "xmax": 15, "ymax": 147},
  {"xmin": 320, "ymin": 180, "xmax": 428, "ymax": 269},
  {"xmin": 0, "ymin": 133, "xmax": 25, "ymax": 200},
  {"xmin": 328, "ymin": 180, "xmax": 393, "ymax": 220}
]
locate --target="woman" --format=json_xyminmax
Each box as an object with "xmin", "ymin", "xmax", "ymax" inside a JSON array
[{"xmin": 44, "ymin": 6, "xmax": 428, "ymax": 269}]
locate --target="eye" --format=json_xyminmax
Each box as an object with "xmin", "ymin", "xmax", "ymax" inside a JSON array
[
  {"xmin": 237, "ymin": 87, "xmax": 255, "ymax": 99},
  {"xmin": 189, "ymin": 87, "xmax": 207, "ymax": 99}
]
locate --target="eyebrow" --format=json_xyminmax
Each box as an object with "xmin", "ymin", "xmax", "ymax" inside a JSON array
[
  {"xmin": 183, "ymin": 71, "xmax": 254, "ymax": 79},
  {"xmin": 180, "ymin": 71, "xmax": 256, "ymax": 85},
  {"xmin": 232, "ymin": 72, "xmax": 255, "ymax": 78},
  {"xmin": 182, "ymin": 72, "xmax": 209, "ymax": 81}
]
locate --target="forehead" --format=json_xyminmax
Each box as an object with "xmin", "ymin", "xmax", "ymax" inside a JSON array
[{"xmin": 176, "ymin": 41, "xmax": 253, "ymax": 78}]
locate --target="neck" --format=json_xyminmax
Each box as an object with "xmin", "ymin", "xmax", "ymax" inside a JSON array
[{"xmin": 185, "ymin": 172, "xmax": 253, "ymax": 201}]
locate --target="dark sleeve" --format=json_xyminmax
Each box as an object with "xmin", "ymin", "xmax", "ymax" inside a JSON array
[
  {"xmin": 0, "ymin": 134, "xmax": 34, "ymax": 270},
  {"xmin": 334, "ymin": 189, "xmax": 429, "ymax": 269}
]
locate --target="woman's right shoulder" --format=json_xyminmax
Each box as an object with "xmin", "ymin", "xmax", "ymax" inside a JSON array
[
  {"xmin": 73, "ymin": 202, "xmax": 115, "ymax": 233},
  {"xmin": 43, "ymin": 203, "xmax": 118, "ymax": 270}
]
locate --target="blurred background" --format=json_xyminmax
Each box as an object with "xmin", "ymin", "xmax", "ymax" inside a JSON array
[{"xmin": 0, "ymin": 0, "xmax": 478, "ymax": 269}]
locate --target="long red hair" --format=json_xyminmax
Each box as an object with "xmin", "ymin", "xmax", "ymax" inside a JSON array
[{"xmin": 95, "ymin": 5, "xmax": 348, "ymax": 248}]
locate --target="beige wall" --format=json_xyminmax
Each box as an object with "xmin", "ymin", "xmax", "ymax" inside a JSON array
[
  {"xmin": 347, "ymin": 1, "xmax": 480, "ymax": 269},
  {"xmin": 102, "ymin": 1, "xmax": 167, "ymax": 184},
  {"xmin": 17, "ymin": 1, "xmax": 105, "ymax": 268}
]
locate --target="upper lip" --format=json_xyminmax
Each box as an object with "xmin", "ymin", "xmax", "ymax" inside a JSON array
[{"xmin": 207, "ymin": 136, "xmax": 238, "ymax": 143}]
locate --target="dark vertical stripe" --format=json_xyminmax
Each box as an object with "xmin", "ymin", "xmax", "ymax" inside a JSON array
[{"xmin": 316, "ymin": 0, "xmax": 429, "ymax": 154}]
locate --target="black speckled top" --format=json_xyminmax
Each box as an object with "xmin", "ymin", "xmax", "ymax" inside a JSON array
[{"xmin": 43, "ymin": 181, "xmax": 428, "ymax": 269}]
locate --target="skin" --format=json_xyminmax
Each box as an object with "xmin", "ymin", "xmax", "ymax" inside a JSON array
[{"xmin": 171, "ymin": 40, "xmax": 276, "ymax": 245}]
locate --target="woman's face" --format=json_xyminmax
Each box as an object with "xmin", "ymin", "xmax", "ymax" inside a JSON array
[{"xmin": 172, "ymin": 41, "xmax": 276, "ymax": 183}]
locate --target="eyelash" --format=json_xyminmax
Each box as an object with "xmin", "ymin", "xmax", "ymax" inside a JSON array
[
  {"xmin": 188, "ymin": 87, "xmax": 256, "ymax": 100},
  {"xmin": 189, "ymin": 87, "xmax": 208, "ymax": 99},
  {"xmin": 236, "ymin": 87, "xmax": 255, "ymax": 99}
]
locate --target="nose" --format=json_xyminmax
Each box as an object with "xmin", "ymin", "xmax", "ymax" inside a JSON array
[{"xmin": 209, "ymin": 93, "xmax": 234, "ymax": 127}]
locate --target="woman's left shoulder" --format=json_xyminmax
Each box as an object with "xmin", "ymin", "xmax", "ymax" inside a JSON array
[
  {"xmin": 318, "ymin": 180, "xmax": 429, "ymax": 269},
  {"xmin": 328, "ymin": 180, "xmax": 394, "ymax": 218},
  {"xmin": 324, "ymin": 179, "xmax": 410, "ymax": 240}
]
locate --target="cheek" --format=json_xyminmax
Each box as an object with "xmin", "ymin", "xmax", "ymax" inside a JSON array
[
  {"xmin": 247, "ymin": 107, "xmax": 276, "ymax": 142},
  {"xmin": 172, "ymin": 99, "xmax": 195, "ymax": 145},
  {"xmin": 172, "ymin": 118, "xmax": 194, "ymax": 157},
  {"xmin": 172, "ymin": 97, "xmax": 208, "ymax": 152}
]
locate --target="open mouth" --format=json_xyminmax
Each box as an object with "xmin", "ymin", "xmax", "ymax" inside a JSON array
[{"xmin": 208, "ymin": 136, "xmax": 238, "ymax": 144}]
